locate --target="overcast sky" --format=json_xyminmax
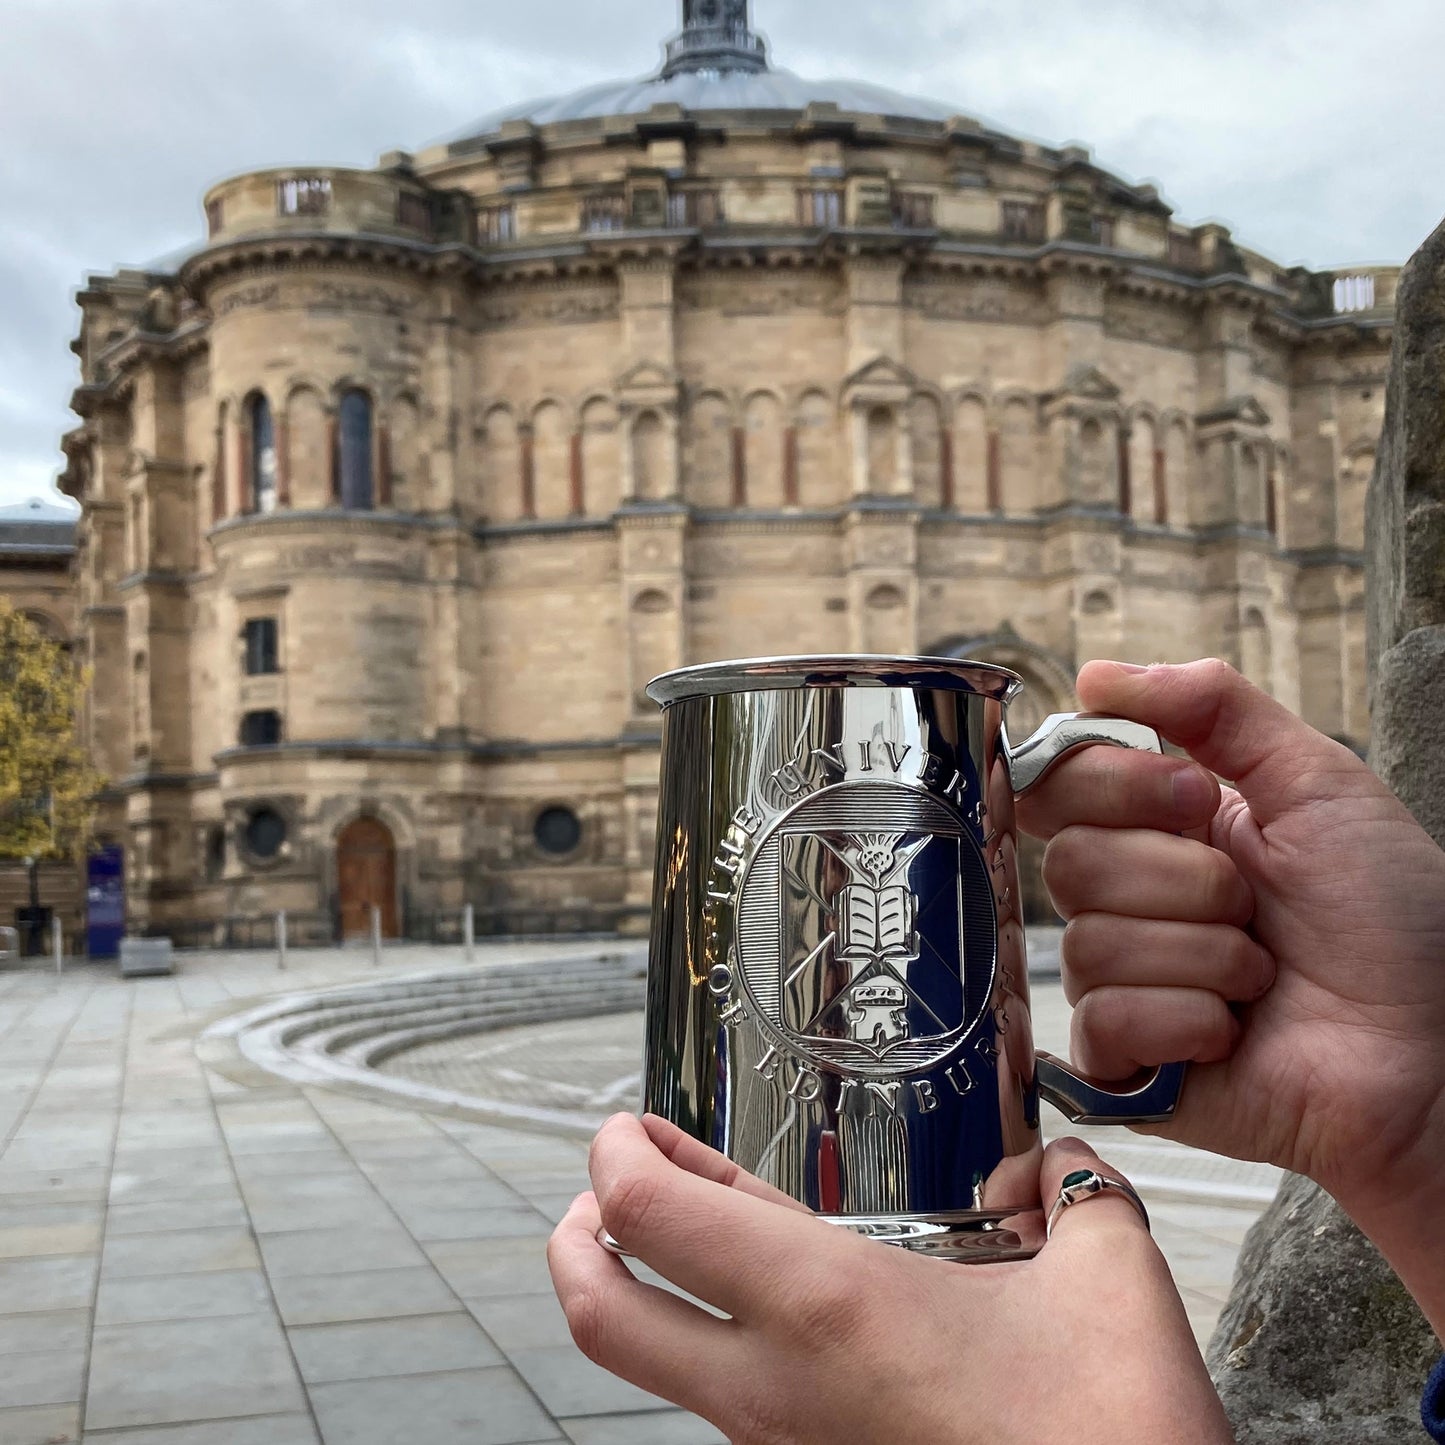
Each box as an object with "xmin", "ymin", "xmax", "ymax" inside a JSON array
[{"xmin": 3, "ymin": 0, "xmax": 1440, "ymax": 508}]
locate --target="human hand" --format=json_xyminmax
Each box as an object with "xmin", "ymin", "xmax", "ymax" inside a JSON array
[
  {"xmin": 1015, "ymin": 659, "xmax": 1445, "ymax": 1329},
  {"xmin": 549, "ymin": 1114, "xmax": 1231, "ymax": 1445}
]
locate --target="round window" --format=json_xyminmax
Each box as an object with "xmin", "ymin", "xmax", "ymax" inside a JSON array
[
  {"xmin": 244, "ymin": 808, "xmax": 288, "ymax": 861},
  {"xmin": 534, "ymin": 807, "xmax": 582, "ymax": 857}
]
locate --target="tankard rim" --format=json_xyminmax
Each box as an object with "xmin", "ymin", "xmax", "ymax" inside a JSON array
[{"xmin": 646, "ymin": 653, "xmax": 1025, "ymax": 708}]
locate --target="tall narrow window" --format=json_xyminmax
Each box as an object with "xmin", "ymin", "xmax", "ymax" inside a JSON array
[
  {"xmin": 243, "ymin": 618, "xmax": 279, "ymax": 677},
  {"xmin": 797, "ymin": 188, "xmax": 843, "ymax": 227},
  {"xmin": 892, "ymin": 191, "xmax": 936, "ymax": 229},
  {"xmin": 338, "ymin": 390, "xmax": 374, "ymax": 510},
  {"xmin": 582, "ymin": 194, "xmax": 627, "ymax": 233},
  {"xmin": 247, "ymin": 393, "xmax": 277, "ymax": 514},
  {"xmin": 476, "ymin": 204, "xmax": 517, "ymax": 244},
  {"xmin": 1001, "ymin": 201, "xmax": 1046, "ymax": 243}
]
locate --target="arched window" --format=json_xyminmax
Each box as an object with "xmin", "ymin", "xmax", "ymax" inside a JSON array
[
  {"xmin": 338, "ymin": 390, "xmax": 374, "ymax": 510},
  {"xmin": 247, "ymin": 393, "xmax": 277, "ymax": 514}
]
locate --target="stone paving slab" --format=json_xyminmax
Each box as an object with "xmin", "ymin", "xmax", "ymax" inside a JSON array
[
  {"xmin": 81, "ymin": 1415, "xmax": 320, "ymax": 1445},
  {"xmin": 288, "ymin": 1313, "xmax": 506, "ymax": 1385},
  {"xmin": 306, "ymin": 1368, "xmax": 561, "ymax": 1445},
  {"xmin": 0, "ymin": 941, "xmax": 1275, "ymax": 1444},
  {"xmin": 85, "ymin": 1315, "xmax": 306, "ymax": 1431},
  {"xmin": 0, "ymin": 1404, "xmax": 83, "ymax": 1445}
]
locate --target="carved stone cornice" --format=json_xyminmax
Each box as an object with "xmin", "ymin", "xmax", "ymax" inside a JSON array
[{"xmin": 181, "ymin": 231, "xmax": 449, "ymax": 298}]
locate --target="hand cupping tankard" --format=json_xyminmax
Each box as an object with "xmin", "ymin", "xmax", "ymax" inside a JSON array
[{"xmin": 640, "ymin": 656, "xmax": 1186, "ymax": 1261}]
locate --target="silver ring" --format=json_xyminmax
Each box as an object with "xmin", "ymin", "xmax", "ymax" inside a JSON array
[{"xmin": 1045, "ymin": 1167, "xmax": 1151, "ymax": 1240}]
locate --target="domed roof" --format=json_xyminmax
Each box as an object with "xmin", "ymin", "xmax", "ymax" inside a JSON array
[
  {"xmin": 447, "ymin": 1, "xmax": 961, "ymax": 146},
  {"xmin": 455, "ymin": 70, "xmax": 959, "ymax": 138}
]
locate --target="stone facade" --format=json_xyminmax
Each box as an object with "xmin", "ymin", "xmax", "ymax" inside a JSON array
[
  {"xmin": 57, "ymin": 4, "xmax": 1395, "ymax": 939},
  {"xmin": 0, "ymin": 497, "xmax": 77, "ymax": 645}
]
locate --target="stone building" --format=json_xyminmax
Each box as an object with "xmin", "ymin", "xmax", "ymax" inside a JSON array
[
  {"xmin": 58, "ymin": 0, "xmax": 1395, "ymax": 938},
  {"xmin": 0, "ymin": 497, "xmax": 77, "ymax": 645}
]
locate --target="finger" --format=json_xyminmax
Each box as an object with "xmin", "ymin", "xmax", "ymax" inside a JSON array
[
  {"xmin": 1075, "ymin": 659, "xmax": 1370, "ymax": 828},
  {"xmin": 548, "ymin": 1192, "xmax": 740, "ymax": 1417},
  {"xmin": 641, "ymin": 1115, "xmax": 812, "ymax": 1214},
  {"xmin": 1038, "ymin": 1138, "xmax": 1154, "ymax": 1250},
  {"xmin": 1061, "ymin": 915, "xmax": 1277, "ymax": 1007},
  {"xmin": 1015, "ymin": 746, "xmax": 1221, "ymax": 843},
  {"xmin": 1071, "ymin": 985, "xmax": 1240, "ymax": 1080},
  {"xmin": 1044, "ymin": 827, "xmax": 1254, "ymax": 925},
  {"xmin": 588, "ymin": 1113, "xmax": 850, "ymax": 1320}
]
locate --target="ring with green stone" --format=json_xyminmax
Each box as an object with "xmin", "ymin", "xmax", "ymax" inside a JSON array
[{"xmin": 1045, "ymin": 1167, "xmax": 1151, "ymax": 1240}]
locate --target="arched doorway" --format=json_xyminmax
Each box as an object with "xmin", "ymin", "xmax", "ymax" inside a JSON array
[{"xmin": 336, "ymin": 818, "xmax": 398, "ymax": 939}]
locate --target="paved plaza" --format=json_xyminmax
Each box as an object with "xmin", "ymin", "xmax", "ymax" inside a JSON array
[{"xmin": 0, "ymin": 941, "xmax": 1276, "ymax": 1445}]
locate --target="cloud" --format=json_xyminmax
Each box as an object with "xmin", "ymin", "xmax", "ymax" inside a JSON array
[{"xmin": 2, "ymin": 0, "xmax": 1440, "ymax": 505}]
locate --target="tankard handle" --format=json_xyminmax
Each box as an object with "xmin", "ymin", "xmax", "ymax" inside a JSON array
[{"xmin": 1007, "ymin": 712, "xmax": 1188, "ymax": 1126}]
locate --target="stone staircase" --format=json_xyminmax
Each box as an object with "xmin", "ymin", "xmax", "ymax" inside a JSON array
[{"xmin": 201, "ymin": 949, "xmax": 647, "ymax": 1135}]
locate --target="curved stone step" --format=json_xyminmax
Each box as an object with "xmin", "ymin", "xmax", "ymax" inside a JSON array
[{"xmin": 201, "ymin": 950, "xmax": 648, "ymax": 1134}]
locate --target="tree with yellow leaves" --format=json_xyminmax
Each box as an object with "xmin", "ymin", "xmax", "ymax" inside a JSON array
[{"xmin": 0, "ymin": 602, "xmax": 101, "ymax": 860}]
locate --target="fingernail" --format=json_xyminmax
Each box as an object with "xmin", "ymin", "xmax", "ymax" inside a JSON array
[
  {"xmin": 1109, "ymin": 662, "xmax": 1149, "ymax": 674},
  {"xmin": 1171, "ymin": 766, "xmax": 1215, "ymax": 815}
]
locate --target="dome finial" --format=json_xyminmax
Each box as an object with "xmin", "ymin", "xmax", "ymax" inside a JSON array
[{"xmin": 661, "ymin": 0, "xmax": 769, "ymax": 78}]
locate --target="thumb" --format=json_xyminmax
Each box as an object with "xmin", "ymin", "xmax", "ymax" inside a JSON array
[{"xmin": 1076, "ymin": 658, "xmax": 1363, "ymax": 828}]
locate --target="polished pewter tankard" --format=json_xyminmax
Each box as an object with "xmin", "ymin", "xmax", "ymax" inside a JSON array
[{"xmin": 641, "ymin": 656, "xmax": 1186, "ymax": 1262}]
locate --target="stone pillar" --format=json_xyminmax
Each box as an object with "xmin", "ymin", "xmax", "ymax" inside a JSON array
[
  {"xmin": 844, "ymin": 257, "xmax": 904, "ymax": 370},
  {"xmin": 1198, "ymin": 294, "xmax": 1257, "ymax": 414},
  {"xmin": 616, "ymin": 511, "xmax": 686, "ymax": 914},
  {"xmin": 1205, "ymin": 218, "xmax": 1444, "ymax": 1445},
  {"xmin": 843, "ymin": 510, "xmax": 918, "ymax": 655},
  {"xmin": 1042, "ymin": 270, "xmax": 1107, "ymax": 389}
]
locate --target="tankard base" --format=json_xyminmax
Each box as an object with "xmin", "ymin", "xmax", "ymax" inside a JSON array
[{"xmin": 600, "ymin": 1208, "xmax": 1047, "ymax": 1265}]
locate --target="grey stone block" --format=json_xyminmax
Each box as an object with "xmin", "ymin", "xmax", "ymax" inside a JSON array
[
  {"xmin": 0, "ymin": 1348, "xmax": 85, "ymax": 1410},
  {"xmin": 118, "ymin": 940, "xmax": 174, "ymax": 978},
  {"xmin": 560, "ymin": 1414, "xmax": 728, "ymax": 1445},
  {"xmin": 101, "ymin": 1228, "xmax": 260, "ymax": 1279},
  {"xmin": 94, "ymin": 1270, "xmax": 273, "ymax": 1327},
  {"xmin": 0, "ymin": 1310, "xmax": 89, "ymax": 1358},
  {"xmin": 0, "ymin": 1256, "xmax": 98, "ymax": 1315},
  {"xmin": 422, "ymin": 1237, "xmax": 556, "ymax": 1297},
  {"xmin": 78, "ymin": 1417, "xmax": 318, "ymax": 1445},
  {"xmin": 269, "ymin": 1266, "xmax": 459, "ymax": 1327},
  {"xmin": 0, "ymin": 1403, "xmax": 82, "ymax": 1445},
  {"xmin": 287, "ymin": 1312, "xmax": 504, "ymax": 1384},
  {"xmin": 1372, "ymin": 625, "xmax": 1445, "ymax": 848},
  {"xmin": 85, "ymin": 1315, "xmax": 305, "ymax": 1431},
  {"xmin": 306, "ymin": 1367, "xmax": 561, "ymax": 1445},
  {"xmin": 1208, "ymin": 1174, "xmax": 1439, "ymax": 1443},
  {"xmin": 466, "ymin": 1292, "xmax": 577, "ymax": 1352},
  {"xmin": 257, "ymin": 1225, "xmax": 427, "ymax": 1278},
  {"xmin": 510, "ymin": 1345, "xmax": 674, "ymax": 1418}
]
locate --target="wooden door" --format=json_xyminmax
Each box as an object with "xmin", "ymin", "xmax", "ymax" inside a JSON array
[{"xmin": 337, "ymin": 818, "xmax": 398, "ymax": 939}]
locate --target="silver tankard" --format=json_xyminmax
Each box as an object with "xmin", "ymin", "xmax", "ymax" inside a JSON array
[{"xmin": 641, "ymin": 655, "xmax": 1186, "ymax": 1262}]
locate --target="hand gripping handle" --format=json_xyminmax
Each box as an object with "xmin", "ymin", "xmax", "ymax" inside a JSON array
[{"xmin": 1008, "ymin": 712, "xmax": 1187, "ymax": 1126}]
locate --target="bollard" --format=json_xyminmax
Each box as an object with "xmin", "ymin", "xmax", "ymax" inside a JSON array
[
  {"xmin": 371, "ymin": 905, "xmax": 382, "ymax": 967},
  {"xmin": 276, "ymin": 911, "xmax": 288, "ymax": 972},
  {"xmin": 463, "ymin": 903, "xmax": 475, "ymax": 963},
  {"xmin": 52, "ymin": 916, "xmax": 64, "ymax": 976}
]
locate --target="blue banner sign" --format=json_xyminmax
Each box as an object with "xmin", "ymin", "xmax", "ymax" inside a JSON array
[{"xmin": 87, "ymin": 847, "xmax": 125, "ymax": 958}]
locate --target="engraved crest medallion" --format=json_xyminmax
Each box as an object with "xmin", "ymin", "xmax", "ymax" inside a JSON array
[{"xmin": 733, "ymin": 779, "xmax": 996, "ymax": 1082}]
